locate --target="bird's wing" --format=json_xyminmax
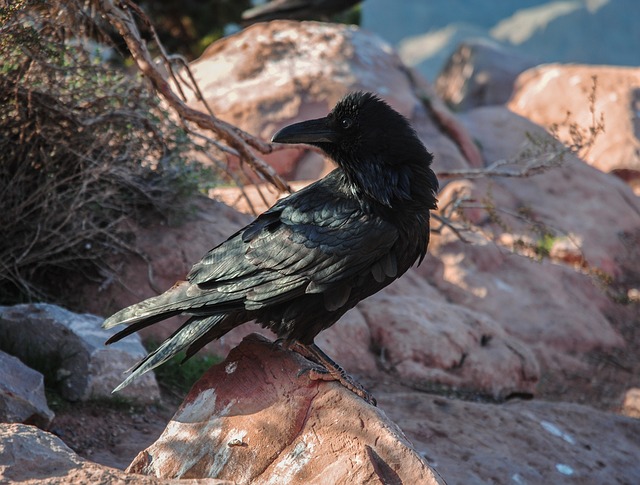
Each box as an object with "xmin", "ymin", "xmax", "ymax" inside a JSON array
[
  {"xmin": 188, "ymin": 180, "xmax": 400, "ymax": 311},
  {"xmin": 104, "ymin": 177, "xmax": 401, "ymax": 331}
]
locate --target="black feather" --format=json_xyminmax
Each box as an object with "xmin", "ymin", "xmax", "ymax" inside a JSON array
[{"xmin": 103, "ymin": 91, "xmax": 438, "ymax": 391}]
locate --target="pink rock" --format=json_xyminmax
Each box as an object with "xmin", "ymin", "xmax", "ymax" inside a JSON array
[
  {"xmin": 621, "ymin": 388, "xmax": 640, "ymax": 419},
  {"xmin": 436, "ymin": 38, "xmax": 537, "ymax": 111},
  {"xmin": 0, "ymin": 423, "xmax": 216, "ymax": 484},
  {"xmin": 183, "ymin": 20, "xmax": 475, "ymax": 179},
  {"xmin": 508, "ymin": 64, "xmax": 640, "ymax": 178},
  {"xmin": 127, "ymin": 334, "xmax": 445, "ymax": 485},
  {"xmin": 417, "ymin": 106, "xmax": 638, "ymax": 370},
  {"xmin": 356, "ymin": 271, "xmax": 539, "ymax": 399},
  {"xmin": 377, "ymin": 390, "xmax": 640, "ymax": 485},
  {"xmin": 457, "ymin": 106, "xmax": 640, "ymax": 279}
]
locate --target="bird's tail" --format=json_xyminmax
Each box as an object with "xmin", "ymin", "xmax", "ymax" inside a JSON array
[
  {"xmin": 112, "ymin": 313, "xmax": 225, "ymax": 392},
  {"xmin": 102, "ymin": 280, "xmax": 221, "ymax": 345}
]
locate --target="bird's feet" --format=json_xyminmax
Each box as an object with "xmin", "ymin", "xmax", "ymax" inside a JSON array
[{"xmin": 287, "ymin": 340, "xmax": 377, "ymax": 406}]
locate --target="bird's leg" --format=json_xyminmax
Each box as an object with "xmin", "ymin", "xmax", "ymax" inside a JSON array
[{"xmin": 288, "ymin": 341, "xmax": 376, "ymax": 406}]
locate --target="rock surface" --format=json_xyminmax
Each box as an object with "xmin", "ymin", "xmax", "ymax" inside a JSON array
[
  {"xmin": 508, "ymin": 64, "xmax": 640, "ymax": 178},
  {"xmin": 435, "ymin": 38, "xmax": 537, "ymax": 110},
  {"xmin": 127, "ymin": 334, "xmax": 445, "ymax": 485},
  {"xmin": 362, "ymin": 0, "xmax": 640, "ymax": 80},
  {"xmin": 0, "ymin": 351, "xmax": 54, "ymax": 429},
  {"xmin": 456, "ymin": 105, "xmax": 640, "ymax": 279},
  {"xmin": 376, "ymin": 389, "xmax": 640, "ymax": 485},
  {"xmin": 0, "ymin": 423, "xmax": 227, "ymax": 484},
  {"xmin": 0, "ymin": 303, "xmax": 159, "ymax": 402},
  {"xmin": 182, "ymin": 20, "xmax": 477, "ymax": 181}
]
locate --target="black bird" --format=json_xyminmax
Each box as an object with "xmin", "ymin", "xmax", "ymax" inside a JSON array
[
  {"xmin": 241, "ymin": 0, "xmax": 361, "ymax": 24},
  {"xmin": 102, "ymin": 92, "xmax": 438, "ymax": 404}
]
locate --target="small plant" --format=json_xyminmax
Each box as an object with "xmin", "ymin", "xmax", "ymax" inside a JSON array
[{"xmin": 144, "ymin": 340, "xmax": 223, "ymax": 395}]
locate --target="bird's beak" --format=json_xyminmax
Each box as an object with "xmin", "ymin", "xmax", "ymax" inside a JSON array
[{"xmin": 271, "ymin": 117, "xmax": 336, "ymax": 145}]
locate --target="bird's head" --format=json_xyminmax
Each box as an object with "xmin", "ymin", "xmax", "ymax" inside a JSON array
[{"xmin": 272, "ymin": 92, "xmax": 438, "ymax": 210}]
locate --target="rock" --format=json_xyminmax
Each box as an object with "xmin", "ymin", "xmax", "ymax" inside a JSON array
[
  {"xmin": 127, "ymin": 334, "xmax": 445, "ymax": 485},
  {"xmin": 77, "ymin": 195, "xmax": 252, "ymax": 344},
  {"xmin": 377, "ymin": 389, "xmax": 640, "ymax": 485},
  {"xmin": 0, "ymin": 303, "xmax": 159, "ymax": 403},
  {"xmin": 621, "ymin": 388, "xmax": 640, "ymax": 419},
  {"xmin": 363, "ymin": 0, "xmax": 640, "ymax": 81},
  {"xmin": 508, "ymin": 64, "xmax": 640, "ymax": 178},
  {"xmin": 183, "ymin": 20, "xmax": 475, "ymax": 180},
  {"xmin": 414, "ymin": 106, "xmax": 640, "ymax": 371},
  {"xmin": 0, "ymin": 423, "xmax": 225, "ymax": 484},
  {"xmin": 0, "ymin": 351, "xmax": 54, "ymax": 429},
  {"xmin": 210, "ymin": 180, "xmax": 310, "ymax": 216},
  {"xmin": 435, "ymin": 38, "xmax": 537, "ymax": 111},
  {"xmin": 356, "ymin": 271, "xmax": 539, "ymax": 400},
  {"xmin": 457, "ymin": 106, "xmax": 640, "ymax": 279},
  {"xmin": 420, "ymin": 231, "xmax": 623, "ymax": 372}
]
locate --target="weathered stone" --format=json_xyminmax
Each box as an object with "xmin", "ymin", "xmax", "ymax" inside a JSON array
[
  {"xmin": 0, "ymin": 423, "xmax": 227, "ymax": 484},
  {"xmin": 621, "ymin": 388, "xmax": 640, "ymax": 419},
  {"xmin": 182, "ymin": 20, "xmax": 475, "ymax": 180},
  {"xmin": 0, "ymin": 351, "xmax": 54, "ymax": 429},
  {"xmin": 0, "ymin": 304, "xmax": 159, "ymax": 403},
  {"xmin": 457, "ymin": 105, "xmax": 640, "ymax": 279},
  {"xmin": 356, "ymin": 271, "xmax": 540, "ymax": 399},
  {"xmin": 128, "ymin": 334, "xmax": 445, "ymax": 485},
  {"xmin": 435, "ymin": 38, "xmax": 537, "ymax": 110},
  {"xmin": 377, "ymin": 390, "xmax": 640, "ymax": 485},
  {"xmin": 508, "ymin": 64, "xmax": 640, "ymax": 178},
  {"xmin": 406, "ymin": 107, "xmax": 640, "ymax": 372}
]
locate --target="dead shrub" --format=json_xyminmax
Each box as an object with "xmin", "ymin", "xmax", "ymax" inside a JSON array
[{"xmin": 0, "ymin": 1, "xmax": 213, "ymax": 302}]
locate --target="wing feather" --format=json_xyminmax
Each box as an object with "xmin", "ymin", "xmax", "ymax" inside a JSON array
[{"xmin": 185, "ymin": 174, "xmax": 399, "ymax": 312}]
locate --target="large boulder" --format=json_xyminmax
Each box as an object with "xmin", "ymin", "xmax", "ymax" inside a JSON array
[
  {"xmin": 362, "ymin": 0, "xmax": 640, "ymax": 81},
  {"xmin": 417, "ymin": 106, "xmax": 640, "ymax": 370},
  {"xmin": 0, "ymin": 423, "xmax": 222, "ymax": 484},
  {"xmin": 456, "ymin": 105, "xmax": 640, "ymax": 279},
  {"xmin": 508, "ymin": 64, "xmax": 640, "ymax": 182},
  {"xmin": 127, "ymin": 334, "xmax": 445, "ymax": 485},
  {"xmin": 435, "ymin": 38, "xmax": 537, "ymax": 111},
  {"xmin": 0, "ymin": 351, "xmax": 54, "ymax": 429},
  {"xmin": 182, "ymin": 20, "xmax": 478, "ymax": 180},
  {"xmin": 0, "ymin": 303, "xmax": 159, "ymax": 403},
  {"xmin": 376, "ymin": 389, "xmax": 640, "ymax": 484}
]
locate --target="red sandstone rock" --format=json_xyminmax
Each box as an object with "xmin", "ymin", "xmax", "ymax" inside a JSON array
[
  {"xmin": 457, "ymin": 106, "xmax": 640, "ymax": 278},
  {"xmin": 0, "ymin": 423, "xmax": 225, "ymax": 484},
  {"xmin": 508, "ymin": 64, "xmax": 640, "ymax": 179},
  {"xmin": 127, "ymin": 334, "xmax": 445, "ymax": 485},
  {"xmin": 377, "ymin": 389, "xmax": 640, "ymax": 485},
  {"xmin": 436, "ymin": 38, "xmax": 537, "ymax": 111},
  {"xmin": 181, "ymin": 20, "xmax": 475, "ymax": 180}
]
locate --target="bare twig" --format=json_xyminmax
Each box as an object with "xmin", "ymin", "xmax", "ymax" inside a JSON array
[
  {"xmin": 437, "ymin": 147, "xmax": 569, "ymax": 180},
  {"xmin": 99, "ymin": 0, "xmax": 291, "ymax": 194}
]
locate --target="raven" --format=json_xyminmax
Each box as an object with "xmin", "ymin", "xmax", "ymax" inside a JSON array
[
  {"xmin": 103, "ymin": 92, "xmax": 438, "ymax": 404},
  {"xmin": 242, "ymin": 0, "xmax": 361, "ymax": 24}
]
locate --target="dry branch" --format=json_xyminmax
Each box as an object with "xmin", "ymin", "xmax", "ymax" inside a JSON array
[{"xmin": 98, "ymin": 0, "xmax": 291, "ymax": 195}]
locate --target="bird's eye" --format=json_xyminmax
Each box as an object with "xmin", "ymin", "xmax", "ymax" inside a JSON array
[{"xmin": 340, "ymin": 117, "xmax": 353, "ymax": 130}]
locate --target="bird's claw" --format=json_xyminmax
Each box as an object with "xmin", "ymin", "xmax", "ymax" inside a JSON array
[
  {"xmin": 297, "ymin": 362, "xmax": 329, "ymax": 379},
  {"xmin": 297, "ymin": 361, "xmax": 376, "ymax": 406}
]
